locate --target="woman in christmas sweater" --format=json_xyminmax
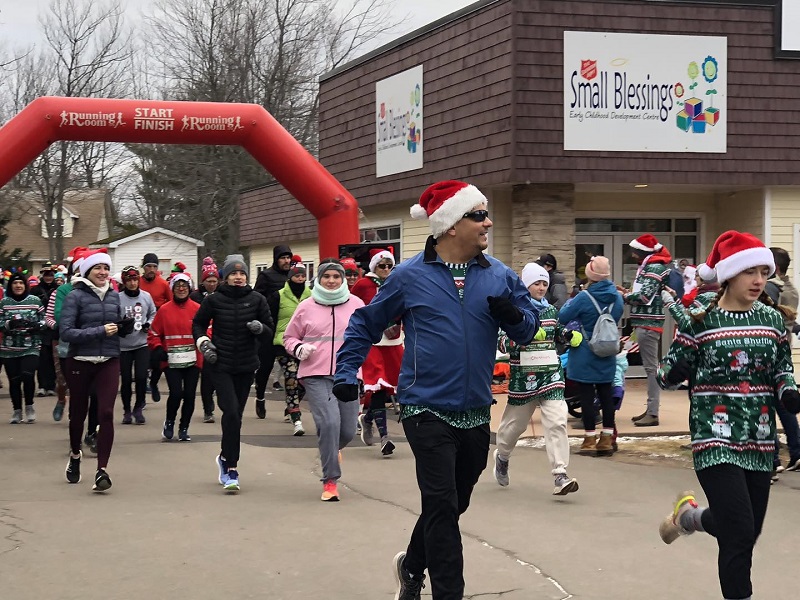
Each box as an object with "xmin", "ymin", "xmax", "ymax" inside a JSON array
[
  {"xmin": 148, "ymin": 273, "xmax": 202, "ymax": 442},
  {"xmin": 0, "ymin": 273, "xmax": 45, "ymax": 423},
  {"xmin": 493, "ymin": 262, "xmax": 580, "ymax": 495},
  {"xmin": 657, "ymin": 230, "xmax": 800, "ymax": 600},
  {"xmin": 350, "ymin": 248, "xmax": 403, "ymax": 457},
  {"xmin": 663, "ymin": 263, "xmax": 722, "ymax": 330}
]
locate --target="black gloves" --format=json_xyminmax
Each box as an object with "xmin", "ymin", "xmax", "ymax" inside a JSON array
[
  {"xmin": 332, "ymin": 381, "xmax": 359, "ymax": 402},
  {"xmin": 116, "ymin": 317, "xmax": 135, "ymax": 337},
  {"xmin": 152, "ymin": 347, "xmax": 169, "ymax": 363},
  {"xmin": 141, "ymin": 321, "xmax": 150, "ymax": 332},
  {"xmin": 783, "ymin": 389, "xmax": 800, "ymax": 415},
  {"xmin": 199, "ymin": 340, "xmax": 218, "ymax": 364},
  {"xmin": 487, "ymin": 296, "xmax": 523, "ymax": 326},
  {"xmin": 666, "ymin": 359, "xmax": 692, "ymax": 385}
]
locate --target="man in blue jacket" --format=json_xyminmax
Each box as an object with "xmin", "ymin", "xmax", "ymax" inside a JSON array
[{"xmin": 334, "ymin": 180, "xmax": 538, "ymax": 600}]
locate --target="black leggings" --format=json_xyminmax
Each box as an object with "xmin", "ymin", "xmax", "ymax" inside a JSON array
[
  {"xmin": 5, "ymin": 354, "xmax": 37, "ymax": 410},
  {"xmin": 212, "ymin": 368, "xmax": 254, "ymax": 467},
  {"xmin": 120, "ymin": 346, "xmax": 149, "ymax": 412},
  {"xmin": 696, "ymin": 463, "xmax": 771, "ymax": 600},
  {"xmin": 200, "ymin": 364, "xmax": 215, "ymax": 415},
  {"xmin": 578, "ymin": 382, "xmax": 615, "ymax": 430},
  {"xmin": 165, "ymin": 366, "xmax": 200, "ymax": 429}
]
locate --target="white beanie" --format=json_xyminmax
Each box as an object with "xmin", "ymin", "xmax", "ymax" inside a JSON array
[
  {"xmin": 521, "ymin": 263, "xmax": 549, "ymax": 288},
  {"xmin": 410, "ymin": 180, "xmax": 488, "ymax": 238}
]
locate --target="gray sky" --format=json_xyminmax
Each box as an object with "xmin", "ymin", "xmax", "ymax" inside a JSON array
[{"xmin": 0, "ymin": 0, "xmax": 477, "ymax": 52}]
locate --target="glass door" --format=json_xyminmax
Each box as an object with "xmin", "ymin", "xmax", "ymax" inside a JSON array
[{"xmin": 573, "ymin": 236, "xmax": 614, "ymax": 286}]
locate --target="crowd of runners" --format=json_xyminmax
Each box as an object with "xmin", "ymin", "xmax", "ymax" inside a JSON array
[{"xmin": 1, "ymin": 179, "xmax": 797, "ymax": 600}]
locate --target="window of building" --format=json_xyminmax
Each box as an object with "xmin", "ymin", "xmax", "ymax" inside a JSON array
[{"xmin": 361, "ymin": 224, "xmax": 401, "ymax": 247}]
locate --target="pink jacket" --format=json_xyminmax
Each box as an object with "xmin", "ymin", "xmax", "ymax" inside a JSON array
[{"xmin": 283, "ymin": 295, "xmax": 365, "ymax": 379}]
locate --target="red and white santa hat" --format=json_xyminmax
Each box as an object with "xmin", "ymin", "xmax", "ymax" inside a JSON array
[
  {"xmin": 696, "ymin": 262, "xmax": 717, "ymax": 282},
  {"xmin": 368, "ymin": 248, "xmax": 395, "ymax": 274},
  {"xmin": 629, "ymin": 234, "xmax": 663, "ymax": 253},
  {"xmin": 701, "ymin": 230, "xmax": 775, "ymax": 285},
  {"xmin": 80, "ymin": 249, "xmax": 112, "ymax": 278},
  {"xmin": 170, "ymin": 272, "xmax": 193, "ymax": 290},
  {"xmin": 410, "ymin": 180, "xmax": 488, "ymax": 238}
]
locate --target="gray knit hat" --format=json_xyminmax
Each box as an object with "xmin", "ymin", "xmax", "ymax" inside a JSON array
[
  {"xmin": 221, "ymin": 254, "xmax": 248, "ymax": 280},
  {"xmin": 316, "ymin": 260, "xmax": 345, "ymax": 282}
]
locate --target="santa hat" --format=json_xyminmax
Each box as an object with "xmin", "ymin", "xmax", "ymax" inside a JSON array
[
  {"xmin": 697, "ymin": 263, "xmax": 717, "ymax": 282},
  {"xmin": 682, "ymin": 265, "xmax": 697, "ymax": 284},
  {"xmin": 703, "ymin": 230, "xmax": 775, "ymax": 285},
  {"xmin": 368, "ymin": 248, "xmax": 395, "ymax": 274},
  {"xmin": 410, "ymin": 180, "xmax": 488, "ymax": 238},
  {"xmin": 521, "ymin": 263, "xmax": 549, "ymax": 288},
  {"xmin": 68, "ymin": 246, "xmax": 90, "ymax": 273},
  {"xmin": 629, "ymin": 234, "xmax": 663, "ymax": 253},
  {"xmin": 170, "ymin": 272, "xmax": 192, "ymax": 290},
  {"xmin": 80, "ymin": 249, "xmax": 112, "ymax": 277},
  {"xmin": 27, "ymin": 276, "xmax": 40, "ymax": 287}
]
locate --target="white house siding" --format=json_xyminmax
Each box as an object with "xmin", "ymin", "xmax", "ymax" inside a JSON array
[
  {"xmin": 766, "ymin": 187, "xmax": 800, "ymax": 359},
  {"xmin": 111, "ymin": 233, "xmax": 199, "ymax": 281}
]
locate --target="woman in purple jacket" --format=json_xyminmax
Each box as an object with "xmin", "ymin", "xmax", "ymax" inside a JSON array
[{"xmin": 283, "ymin": 261, "xmax": 364, "ymax": 502}]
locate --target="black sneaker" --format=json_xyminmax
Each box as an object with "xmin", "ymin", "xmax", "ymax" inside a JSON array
[
  {"xmin": 392, "ymin": 551, "xmax": 425, "ymax": 600},
  {"xmin": 255, "ymin": 399, "xmax": 266, "ymax": 419},
  {"xmin": 178, "ymin": 428, "xmax": 191, "ymax": 442},
  {"xmin": 272, "ymin": 381, "xmax": 284, "ymax": 391},
  {"xmin": 93, "ymin": 469, "xmax": 112, "ymax": 492},
  {"xmin": 150, "ymin": 382, "xmax": 161, "ymax": 403},
  {"xmin": 84, "ymin": 432, "xmax": 98, "ymax": 454},
  {"xmin": 162, "ymin": 420, "xmax": 174, "ymax": 440},
  {"xmin": 65, "ymin": 451, "xmax": 82, "ymax": 484}
]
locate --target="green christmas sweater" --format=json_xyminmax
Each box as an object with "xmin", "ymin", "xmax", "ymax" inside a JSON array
[
  {"xmin": 498, "ymin": 305, "xmax": 565, "ymax": 405},
  {"xmin": 0, "ymin": 295, "xmax": 45, "ymax": 358},
  {"xmin": 666, "ymin": 291, "xmax": 718, "ymax": 331},
  {"xmin": 657, "ymin": 301, "xmax": 796, "ymax": 472},
  {"xmin": 625, "ymin": 261, "xmax": 669, "ymax": 331}
]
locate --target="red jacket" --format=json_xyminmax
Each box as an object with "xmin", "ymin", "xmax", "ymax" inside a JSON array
[
  {"xmin": 140, "ymin": 275, "xmax": 172, "ymax": 309},
  {"xmin": 147, "ymin": 299, "xmax": 202, "ymax": 369}
]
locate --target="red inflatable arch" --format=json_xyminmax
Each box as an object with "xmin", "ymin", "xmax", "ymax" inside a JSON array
[{"xmin": 0, "ymin": 96, "xmax": 359, "ymax": 258}]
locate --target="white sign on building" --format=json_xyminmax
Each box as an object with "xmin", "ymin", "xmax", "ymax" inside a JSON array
[
  {"xmin": 375, "ymin": 65, "xmax": 423, "ymax": 177},
  {"xmin": 781, "ymin": 0, "xmax": 800, "ymax": 52},
  {"xmin": 564, "ymin": 31, "xmax": 727, "ymax": 153}
]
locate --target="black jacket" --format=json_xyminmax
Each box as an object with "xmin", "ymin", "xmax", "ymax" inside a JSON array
[{"xmin": 192, "ymin": 283, "xmax": 274, "ymax": 374}]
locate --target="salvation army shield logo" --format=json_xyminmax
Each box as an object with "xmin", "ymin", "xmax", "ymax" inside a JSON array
[{"xmin": 580, "ymin": 60, "xmax": 597, "ymax": 80}]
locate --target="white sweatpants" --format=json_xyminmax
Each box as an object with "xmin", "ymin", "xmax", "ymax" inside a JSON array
[{"xmin": 495, "ymin": 399, "xmax": 569, "ymax": 476}]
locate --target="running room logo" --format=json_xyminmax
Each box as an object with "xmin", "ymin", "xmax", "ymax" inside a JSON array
[
  {"xmin": 59, "ymin": 110, "xmax": 126, "ymax": 128},
  {"xmin": 181, "ymin": 115, "xmax": 244, "ymax": 132}
]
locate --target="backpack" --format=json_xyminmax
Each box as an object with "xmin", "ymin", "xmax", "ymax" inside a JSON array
[
  {"xmin": 582, "ymin": 291, "xmax": 620, "ymax": 357},
  {"xmin": 666, "ymin": 268, "xmax": 684, "ymax": 300}
]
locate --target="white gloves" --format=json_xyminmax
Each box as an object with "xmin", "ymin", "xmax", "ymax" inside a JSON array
[
  {"xmin": 295, "ymin": 344, "xmax": 317, "ymax": 361},
  {"xmin": 661, "ymin": 290, "xmax": 676, "ymax": 306}
]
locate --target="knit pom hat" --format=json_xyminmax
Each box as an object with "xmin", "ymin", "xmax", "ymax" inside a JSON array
[
  {"xmin": 121, "ymin": 265, "xmax": 140, "ymax": 280},
  {"xmin": 80, "ymin": 249, "xmax": 112, "ymax": 277},
  {"xmin": 703, "ymin": 230, "xmax": 775, "ymax": 284},
  {"xmin": 201, "ymin": 257, "xmax": 219, "ymax": 282},
  {"xmin": 340, "ymin": 257, "xmax": 359, "ymax": 274},
  {"xmin": 221, "ymin": 254, "xmax": 248, "ymax": 280},
  {"xmin": 629, "ymin": 234, "xmax": 663, "ymax": 253},
  {"xmin": 27, "ymin": 276, "xmax": 40, "ymax": 287},
  {"xmin": 521, "ymin": 263, "xmax": 549, "ymax": 288},
  {"xmin": 288, "ymin": 255, "xmax": 306, "ymax": 279},
  {"xmin": 368, "ymin": 248, "xmax": 395, "ymax": 274},
  {"xmin": 410, "ymin": 180, "xmax": 489, "ymax": 238},
  {"xmin": 585, "ymin": 256, "xmax": 611, "ymax": 281}
]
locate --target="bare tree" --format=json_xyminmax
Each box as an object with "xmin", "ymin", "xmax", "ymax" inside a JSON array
[
  {"xmin": 0, "ymin": 0, "xmax": 133, "ymax": 261},
  {"xmin": 127, "ymin": 0, "xmax": 397, "ymax": 259}
]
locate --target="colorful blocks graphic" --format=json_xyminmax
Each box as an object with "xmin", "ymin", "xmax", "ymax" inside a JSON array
[
  {"xmin": 684, "ymin": 98, "xmax": 703, "ymax": 119},
  {"xmin": 705, "ymin": 107, "xmax": 719, "ymax": 125},
  {"xmin": 691, "ymin": 115, "xmax": 707, "ymax": 133},
  {"xmin": 676, "ymin": 110, "xmax": 691, "ymax": 131}
]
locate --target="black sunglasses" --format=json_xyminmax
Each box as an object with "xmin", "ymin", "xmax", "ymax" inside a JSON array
[
  {"xmin": 375, "ymin": 263, "xmax": 393, "ymax": 270},
  {"xmin": 462, "ymin": 209, "xmax": 489, "ymax": 222}
]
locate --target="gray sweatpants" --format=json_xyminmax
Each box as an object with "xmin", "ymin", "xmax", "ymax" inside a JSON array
[
  {"xmin": 302, "ymin": 376, "xmax": 359, "ymax": 482},
  {"xmin": 636, "ymin": 327, "xmax": 662, "ymax": 416}
]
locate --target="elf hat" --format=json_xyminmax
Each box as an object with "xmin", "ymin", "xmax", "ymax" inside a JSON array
[
  {"xmin": 629, "ymin": 234, "xmax": 663, "ymax": 253},
  {"xmin": 80, "ymin": 249, "xmax": 112, "ymax": 278},
  {"xmin": 410, "ymin": 180, "xmax": 488, "ymax": 238},
  {"xmin": 368, "ymin": 248, "xmax": 395, "ymax": 274},
  {"xmin": 703, "ymin": 230, "xmax": 775, "ymax": 285},
  {"xmin": 521, "ymin": 263, "xmax": 549, "ymax": 288},
  {"xmin": 340, "ymin": 257, "xmax": 359, "ymax": 274}
]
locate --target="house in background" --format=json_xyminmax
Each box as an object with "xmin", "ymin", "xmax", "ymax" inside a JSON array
[
  {"xmin": 2, "ymin": 188, "xmax": 114, "ymax": 273},
  {"xmin": 90, "ymin": 227, "xmax": 204, "ymax": 281}
]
